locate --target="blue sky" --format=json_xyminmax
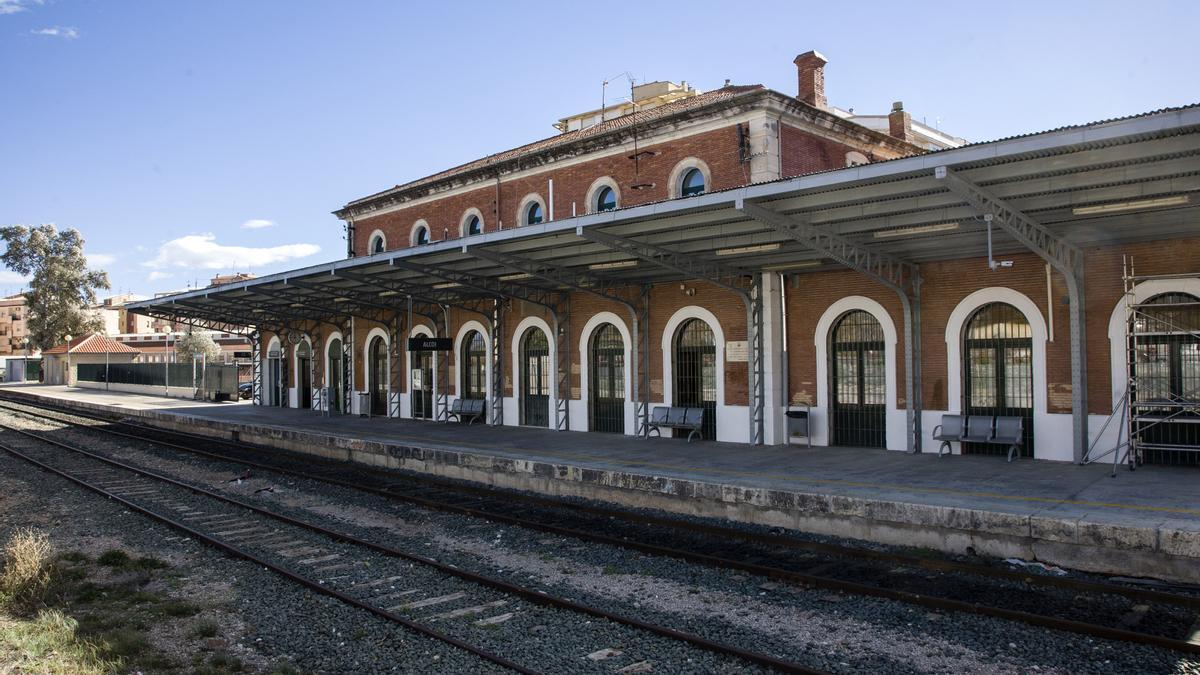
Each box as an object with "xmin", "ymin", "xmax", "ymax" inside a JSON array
[{"xmin": 1, "ymin": 0, "xmax": 1197, "ymax": 299}]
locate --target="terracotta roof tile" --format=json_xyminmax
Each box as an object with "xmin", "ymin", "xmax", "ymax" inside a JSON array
[{"xmin": 43, "ymin": 334, "xmax": 141, "ymax": 355}]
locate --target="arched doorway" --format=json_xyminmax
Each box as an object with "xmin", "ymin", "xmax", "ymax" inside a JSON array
[
  {"xmin": 830, "ymin": 310, "xmax": 886, "ymax": 448},
  {"xmin": 1131, "ymin": 292, "xmax": 1200, "ymax": 465},
  {"xmin": 461, "ymin": 330, "xmax": 486, "ymax": 401},
  {"xmin": 327, "ymin": 338, "xmax": 345, "ymax": 414},
  {"xmin": 411, "ymin": 342, "xmax": 433, "ymax": 420},
  {"xmin": 674, "ymin": 319, "xmax": 716, "ymax": 440},
  {"xmin": 266, "ymin": 339, "xmax": 283, "ymax": 407},
  {"xmin": 590, "ymin": 323, "xmax": 625, "ymax": 433},
  {"xmin": 296, "ymin": 340, "xmax": 312, "ymax": 410},
  {"xmin": 964, "ymin": 302, "xmax": 1034, "ymax": 456},
  {"xmin": 520, "ymin": 327, "xmax": 550, "ymax": 427},
  {"xmin": 367, "ymin": 336, "xmax": 388, "ymax": 417}
]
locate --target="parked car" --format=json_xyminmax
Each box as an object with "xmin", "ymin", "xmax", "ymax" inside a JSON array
[{"xmin": 238, "ymin": 382, "xmax": 253, "ymax": 400}]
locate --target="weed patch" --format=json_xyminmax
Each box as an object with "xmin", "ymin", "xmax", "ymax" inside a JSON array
[{"xmin": 0, "ymin": 528, "xmax": 53, "ymax": 613}]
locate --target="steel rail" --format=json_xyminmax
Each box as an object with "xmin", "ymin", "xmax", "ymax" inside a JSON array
[
  {"xmin": 0, "ymin": 437, "xmax": 535, "ymax": 675},
  {"xmin": 2, "ymin": 396, "xmax": 1199, "ymax": 654},
  {"xmin": 1, "ymin": 397, "xmax": 1192, "ymax": 609},
  {"xmin": 0, "ymin": 417, "xmax": 823, "ymax": 675}
]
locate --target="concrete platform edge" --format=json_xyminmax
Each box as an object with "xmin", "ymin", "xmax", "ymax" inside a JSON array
[{"xmin": 9, "ymin": 389, "xmax": 1197, "ymax": 583}]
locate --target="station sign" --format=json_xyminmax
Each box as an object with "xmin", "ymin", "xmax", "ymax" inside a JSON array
[{"xmin": 407, "ymin": 337, "xmax": 453, "ymax": 352}]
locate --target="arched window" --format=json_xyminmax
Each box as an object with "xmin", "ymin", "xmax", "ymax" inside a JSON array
[
  {"xmin": 681, "ymin": 167, "xmax": 705, "ymax": 197},
  {"xmin": 367, "ymin": 336, "xmax": 388, "ymax": 417},
  {"xmin": 1130, "ymin": 292, "xmax": 1200, "ymax": 465},
  {"xmin": 369, "ymin": 234, "xmax": 385, "ymax": 254},
  {"xmin": 520, "ymin": 328, "xmax": 550, "ymax": 427},
  {"xmin": 526, "ymin": 201, "xmax": 543, "ymax": 225},
  {"xmin": 830, "ymin": 310, "xmax": 886, "ymax": 448},
  {"xmin": 461, "ymin": 330, "xmax": 486, "ymax": 401},
  {"xmin": 674, "ymin": 319, "xmax": 716, "ymax": 440},
  {"xmin": 596, "ymin": 186, "xmax": 617, "ymax": 212},
  {"xmin": 963, "ymin": 302, "xmax": 1033, "ymax": 457},
  {"xmin": 413, "ymin": 226, "xmax": 430, "ymax": 246},
  {"xmin": 590, "ymin": 323, "xmax": 625, "ymax": 433},
  {"xmin": 327, "ymin": 338, "xmax": 346, "ymax": 414},
  {"xmin": 465, "ymin": 215, "xmax": 482, "ymax": 236}
]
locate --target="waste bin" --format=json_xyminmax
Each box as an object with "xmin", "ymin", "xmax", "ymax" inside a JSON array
[
  {"xmin": 786, "ymin": 407, "xmax": 811, "ymax": 447},
  {"xmin": 356, "ymin": 392, "xmax": 371, "ymax": 417}
]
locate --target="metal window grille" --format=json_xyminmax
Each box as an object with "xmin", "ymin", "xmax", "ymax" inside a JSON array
[
  {"xmin": 368, "ymin": 337, "xmax": 388, "ymax": 417},
  {"xmin": 411, "ymin": 349, "xmax": 433, "ymax": 419},
  {"xmin": 327, "ymin": 338, "xmax": 346, "ymax": 414},
  {"xmin": 674, "ymin": 318, "xmax": 717, "ymax": 440},
  {"xmin": 590, "ymin": 323, "xmax": 625, "ymax": 433},
  {"xmin": 296, "ymin": 340, "xmax": 312, "ymax": 410},
  {"xmin": 520, "ymin": 327, "xmax": 550, "ymax": 427},
  {"xmin": 462, "ymin": 330, "xmax": 486, "ymax": 400},
  {"xmin": 963, "ymin": 302, "xmax": 1034, "ymax": 457},
  {"xmin": 1131, "ymin": 292, "xmax": 1200, "ymax": 465},
  {"xmin": 830, "ymin": 310, "xmax": 887, "ymax": 448}
]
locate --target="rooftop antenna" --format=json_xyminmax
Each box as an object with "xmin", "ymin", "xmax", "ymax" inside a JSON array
[{"xmin": 601, "ymin": 71, "xmax": 634, "ymax": 124}]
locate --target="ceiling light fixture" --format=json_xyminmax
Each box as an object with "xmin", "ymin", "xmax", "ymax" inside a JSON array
[
  {"xmin": 588, "ymin": 260, "xmax": 638, "ymax": 270},
  {"xmin": 499, "ymin": 272, "xmax": 534, "ymax": 281},
  {"xmin": 715, "ymin": 243, "xmax": 781, "ymax": 256},
  {"xmin": 432, "ymin": 282, "xmax": 462, "ymax": 290},
  {"xmin": 379, "ymin": 290, "xmax": 399, "ymax": 297},
  {"xmin": 873, "ymin": 222, "xmax": 959, "ymax": 238},
  {"xmin": 1071, "ymin": 195, "xmax": 1190, "ymax": 215}
]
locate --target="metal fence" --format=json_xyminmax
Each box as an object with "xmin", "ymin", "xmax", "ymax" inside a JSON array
[{"xmin": 77, "ymin": 362, "xmax": 238, "ymax": 400}]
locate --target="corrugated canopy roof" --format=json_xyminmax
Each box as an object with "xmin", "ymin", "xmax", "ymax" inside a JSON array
[{"xmin": 129, "ymin": 103, "xmax": 1200, "ymax": 335}]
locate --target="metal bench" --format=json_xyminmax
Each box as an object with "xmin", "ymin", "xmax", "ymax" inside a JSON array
[
  {"xmin": 448, "ymin": 397, "xmax": 485, "ymax": 425},
  {"xmin": 932, "ymin": 414, "xmax": 1025, "ymax": 462},
  {"xmin": 647, "ymin": 405, "xmax": 705, "ymax": 442}
]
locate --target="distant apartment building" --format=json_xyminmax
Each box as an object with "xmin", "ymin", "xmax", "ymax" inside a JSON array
[{"xmin": 0, "ymin": 295, "xmax": 31, "ymax": 357}]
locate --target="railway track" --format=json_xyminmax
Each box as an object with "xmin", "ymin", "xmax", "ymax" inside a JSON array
[
  {"xmin": 2, "ymin": 394, "xmax": 1199, "ymax": 658},
  {"xmin": 0, "ymin": 411, "xmax": 822, "ymax": 674}
]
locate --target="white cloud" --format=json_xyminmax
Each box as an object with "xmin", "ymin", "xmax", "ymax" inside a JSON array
[
  {"xmin": 87, "ymin": 253, "xmax": 116, "ymax": 268},
  {"xmin": 144, "ymin": 233, "xmax": 320, "ymax": 271},
  {"xmin": 240, "ymin": 219, "xmax": 276, "ymax": 230},
  {"xmin": 0, "ymin": 0, "xmax": 41, "ymax": 15},
  {"xmin": 31, "ymin": 26, "xmax": 78, "ymax": 39},
  {"xmin": 146, "ymin": 271, "xmax": 172, "ymax": 282}
]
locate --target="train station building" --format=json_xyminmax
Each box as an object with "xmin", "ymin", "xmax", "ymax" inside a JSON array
[{"xmin": 127, "ymin": 51, "xmax": 1200, "ymax": 467}]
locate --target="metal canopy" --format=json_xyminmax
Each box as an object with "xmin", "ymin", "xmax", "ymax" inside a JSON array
[{"xmin": 128, "ymin": 105, "xmax": 1200, "ymax": 449}]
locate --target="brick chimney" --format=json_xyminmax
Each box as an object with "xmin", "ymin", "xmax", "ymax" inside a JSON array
[
  {"xmin": 888, "ymin": 101, "xmax": 913, "ymax": 143},
  {"xmin": 793, "ymin": 50, "xmax": 828, "ymax": 110}
]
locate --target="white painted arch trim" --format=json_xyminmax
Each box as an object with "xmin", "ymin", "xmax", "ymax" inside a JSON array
[
  {"xmin": 813, "ymin": 296, "xmax": 902, "ymax": 450},
  {"xmin": 667, "ymin": 157, "xmax": 712, "ymax": 199},
  {"xmin": 944, "ymin": 287, "xmax": 1051, "ymax": 459},
  {"xmin": 510, "ymin": 315, "xmax": 557, "ymax": 429},
  {"xmin": 1107, "ymin": 277, "xmax": 1200, "ymax": 411},
  {"xmin": 585, "ymin": 176, "xmax": 621, "ymax": 214},
  {"xmin": 459, "ymin": 208, "xmax": 485, "ymax": 237},
  {"xmin": 578, "ymin": 312, "xmax": 634, "ymax": 434},
  {"xmin": 264, "ymin": 335, "xmax": 283, "ymax": 407},
  {"xmin": 409, "ymin": 219, "xmax": 430, "ymax": 247},
  {"xmin": 516, "ymin": 193, "xmax": 547, "ymax": 227},
  {"xmin": 454, "ymin": 320, "xmax": 492, "ymax": 417},
  {"xmin": 660, "ymin": 306, "xmax": 728, "ymax": 436},
  {"xmin": 323, "ymin": 330, "xmax": 345, "ymax": 385},
  {"xmin": 366, "ymin": 229, "xmax": 387, "ymax": 254},
  {"xmin": 363, "ymin": 327, "xmax": 391, "ymax": 416}
]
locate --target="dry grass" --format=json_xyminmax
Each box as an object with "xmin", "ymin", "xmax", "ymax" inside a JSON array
[
  {"xmin": 0, "ymin": 528, "xmax": 53, "ymax": 614},
  {"xmin": 0, "ymin": 609, "xmax": 118, "ymax": 674}
]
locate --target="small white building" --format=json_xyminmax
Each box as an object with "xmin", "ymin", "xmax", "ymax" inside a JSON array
[{"xmin": 41, "ymin": 334, "xmax": 140, "ymax": 386}]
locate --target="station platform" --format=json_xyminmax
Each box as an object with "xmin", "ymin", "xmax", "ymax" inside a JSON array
[{"xmin": 3, "ymin": 383, "xmax": 1198, "ymax": 583}]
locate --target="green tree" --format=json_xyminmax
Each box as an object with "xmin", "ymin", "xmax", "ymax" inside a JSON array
[
  {"xmin": 174, "ymin": 328, "xmax": 223, "ymax": 364},
  {"xmin": 0, "ymin": 225, "xmax": 110, "ymax": 351}
]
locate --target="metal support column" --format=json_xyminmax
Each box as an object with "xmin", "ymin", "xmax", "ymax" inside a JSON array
[
  {"xmin": 748, "ymin": 274, "xmax": 766, "ymax": 445},
  {"xmin": 437, "ymin": 306, "xmax": 451, "ymax": 422},
  {"xmin": 389, "ymin": 312, "xmax": 403, "ymax": 418},
  {"xmin": 490, "ymin": 299, "xmax": 505, "ymax": 426},
  {"xmin": 937, "ymin": 166, "xmax": 1088, "ymax": 461},
  {"xmin": 555, "ymin": 295, "xmax": 570, "ymax": 431},
  {"xmin": 250, "ymin": 331, "xmax": 262, "ymax": 406},
  {"xmin": 737, "ymin": 200, "xmax": 923, "ymax": 451},
  {"xmin": 638, "ymin": 286, "xmax": 650, "ymax": 437}
]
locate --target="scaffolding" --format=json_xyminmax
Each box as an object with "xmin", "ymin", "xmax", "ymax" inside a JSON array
[{"xmin": 1085, "ymin": 257, "xmax": 1200, "ymax": 474}]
